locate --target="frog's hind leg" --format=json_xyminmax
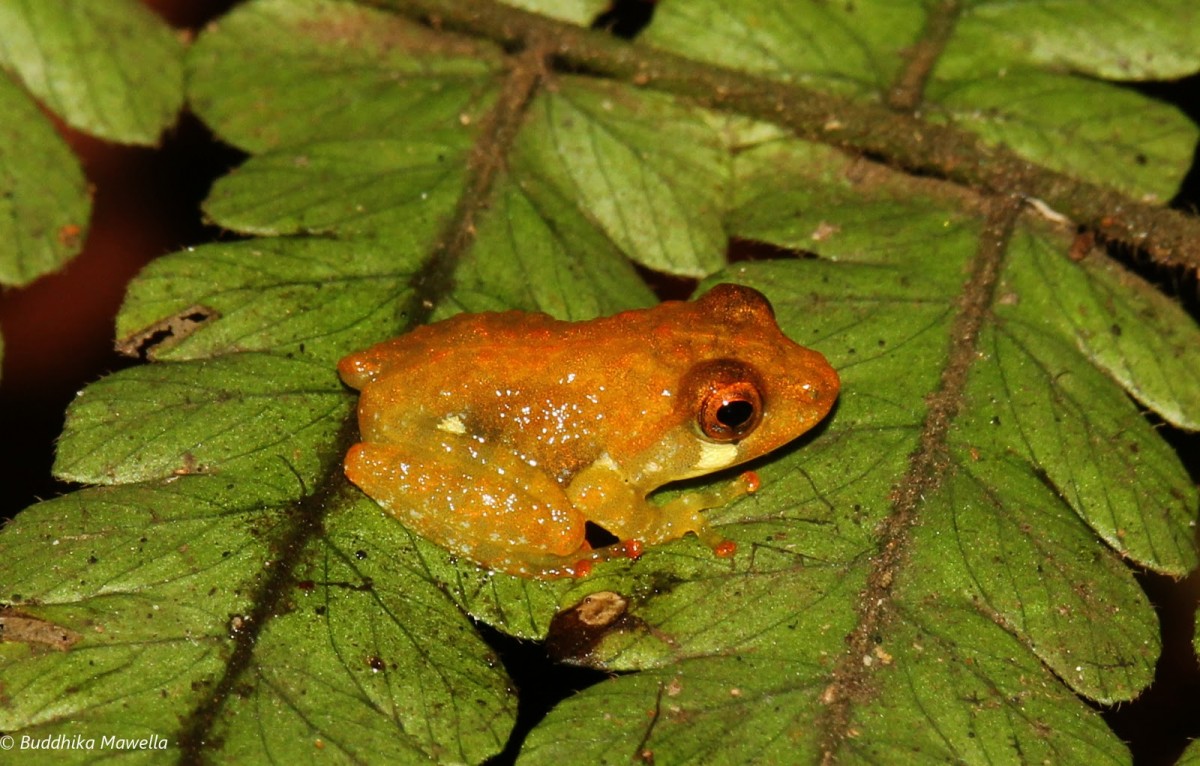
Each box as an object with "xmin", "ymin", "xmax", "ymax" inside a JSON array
[{"xmin": 344, "ymin": 439, "xmax": 597, "ymax": 578}]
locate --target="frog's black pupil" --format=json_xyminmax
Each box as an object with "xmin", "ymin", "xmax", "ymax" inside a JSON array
[{"xmin": 717, "ymin": 400, "xmax": 755, "ymax": 430}]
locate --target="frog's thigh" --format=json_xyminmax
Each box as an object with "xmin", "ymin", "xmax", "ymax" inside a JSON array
[
  {"xmin": 565, "ymin": 458, "xmax": 657, "ymax": 541},
  {"xmin": 345, "ymin": 439, "xmax": 588, "ymax": 568}
]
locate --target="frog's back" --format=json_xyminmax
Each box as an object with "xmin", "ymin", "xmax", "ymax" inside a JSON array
[{"xmin": 337, "ymin": 309, "xmax": 576, "ymax": 389}]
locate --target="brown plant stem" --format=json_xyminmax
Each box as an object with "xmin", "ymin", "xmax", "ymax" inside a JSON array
[
  {"xmin": 403, "ymin": 37, "xmax": 553, "ymax": 327},
  {"xmin": 813, "ymin": 195, "xmax": 1022, "ymax": 762},
  {"xmin": 887, "ymin": 0, "xmax": 962, "ymax": 112}
]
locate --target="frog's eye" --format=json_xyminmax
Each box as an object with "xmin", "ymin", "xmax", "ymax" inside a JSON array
[{"xmin": 698, "ymin": 380, "xmax": 762, "ymax": 442}]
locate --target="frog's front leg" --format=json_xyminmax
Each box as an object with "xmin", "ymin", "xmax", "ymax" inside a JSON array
[
  {"xmin": 345, "ymin": 438, "xmax": 600, "ymax": 578},
  {"xmin": 566, "ymin": 457, "xmax": 756, "ymax": 555}
]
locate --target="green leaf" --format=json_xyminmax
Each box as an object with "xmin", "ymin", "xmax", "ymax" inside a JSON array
[
  {"xmin": 54, "ymin": 353, "xmax": 350, "ymax": 486},
  {"xmin": 204, "ymin": 139, "xmax": 470, "ymax": 239},
  {"xmin": 496, "ymin": 0, "xmax": 608, "ymax": 26},
  {"xmin": 521, "ymin": 616, "xmax": 1127, "ymax": 764},
  {"xmin": 1002, "ymin": 231, "xmax": 1200, "ymax": 431},
  {"xmin": 0, "ymin": 74, "xmax": 89, "ymax": 287},
  {"xmin": 642, "ymin": 0, "xmax": 926, "ymax": 96},
  {"xmin": 115, "ymin": 239, "xmax": 423, "ymax": 364},
  {"xmin": 514, "ymin": 78, "xmax": 729, "ymax": 277},
  {"xmin": 728, "ymin": 135, "xmax": 982, "ymax": 272},
  {"xmin": 119, "ymin": 193, "xmax": 652, "ymax": 367},
  {"xmin": 952, "ymin": 0, "xmax": 1200, "ymax": 80},
  {"xmin": 208, "ymin": 496, "xmax": 515, "ymax": 762},
  {"xmin": 1182, "ymin": 739, "xmax": 1200, "ymax": 766},
  {"xmin": 204, "ymin": 81, "xmax": 729, "ymax": 277},
  {"xmin": 646, "ymin": 0, "xmax": 1199, "ymax": 200},
  {"xmin": 186, "ymin": 0, "xmax": 502, "ymax": 152},
  {"xmin": 0, "ymin": 0, "xmax": 183, "ymax": 144},
  {"xmin": 969, "ymin": 316, "xmax": 1195, "ymax": 576},
  {"xmin": 0, "ymin": 478, "xmax": 514, "ymax": 763},
  {"xmin": 439, "ymin": 170, "xmax": 657, "ymax": 319},
  {"xmin": 5, "ymin": 0, "xmax": 1199, "ymax": 762},
  {"xmin": 914, "ymin": 456, "xmax": 1158, "ymax": 702},
  {"xmin": 834, "ymin": 605, "xmax": 1129, "ymax": 764},
  {"xmin": 0, "ymin": 479, "xmax": 295, "ymax": 744},
  {"xmin": 0, "ymin": 0, "xmax": 182, "ymax": 285},
  {"xmin": 924, "ymin": 67, "xmax": 1197, "ymax": 201}
]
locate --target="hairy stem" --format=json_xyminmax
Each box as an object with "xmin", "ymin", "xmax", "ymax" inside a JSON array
[
  {"xmin": 403, "ymin": 37, "xmax": 552, "ymax": 328},
  {"xmin": 814, "ymin": 196, "xmax": 1022, "ymax": 762},
  {"xmin": 887, "ymin": 0, "xmax": 961, "ymax": 112},
  {"xmin": 372, "ymin": 0, "xmax": 1200, "ymax": 273}
]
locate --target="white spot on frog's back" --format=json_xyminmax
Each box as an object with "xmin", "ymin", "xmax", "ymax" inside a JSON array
[{"xmin": 437, "ymin": 414, "xmax": 467, "ymax": 434}]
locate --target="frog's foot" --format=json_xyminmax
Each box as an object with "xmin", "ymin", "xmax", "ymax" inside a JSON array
[
  {"xmin": 644, "ymin": 470, "xmax": 759, "ymax": 559},
  {"xmin": 520, "ymin": 557, "xmax": 599, "ymax": 579},
  {"xmin": 511, "ymin": 540, "xmax": 643, "ymax": 579}
]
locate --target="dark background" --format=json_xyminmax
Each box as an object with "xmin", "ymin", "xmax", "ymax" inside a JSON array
[{"xmin": 0, "ymin": 2, "xmax": 1197, "ymax": 763}]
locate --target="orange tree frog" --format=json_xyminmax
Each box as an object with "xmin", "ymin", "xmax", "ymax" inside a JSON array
[{"xmin": 338, "ymin": 283, "xmax": 840, "ymax": 578}]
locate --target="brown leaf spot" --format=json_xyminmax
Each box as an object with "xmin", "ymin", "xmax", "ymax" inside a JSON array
[
  {"xmin": 546, "ymin": 591, "xmax": 630, "ymax": 663},
  {"xmin": 0, "ymin": 609, "xmax": 82, "ymax": 652},
  {"xmin": 116, "ymin": 305, "xmax": 218, "ymax": 360}
]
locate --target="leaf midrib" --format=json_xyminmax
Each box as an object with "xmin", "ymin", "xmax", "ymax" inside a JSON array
[
  {"xmin": 171, "ymin": 31, "xmax": 553, "ymax": 764},
  {"xmin": 813, "ymin": 197, "xmax": 1021, "ymax": 761}
]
